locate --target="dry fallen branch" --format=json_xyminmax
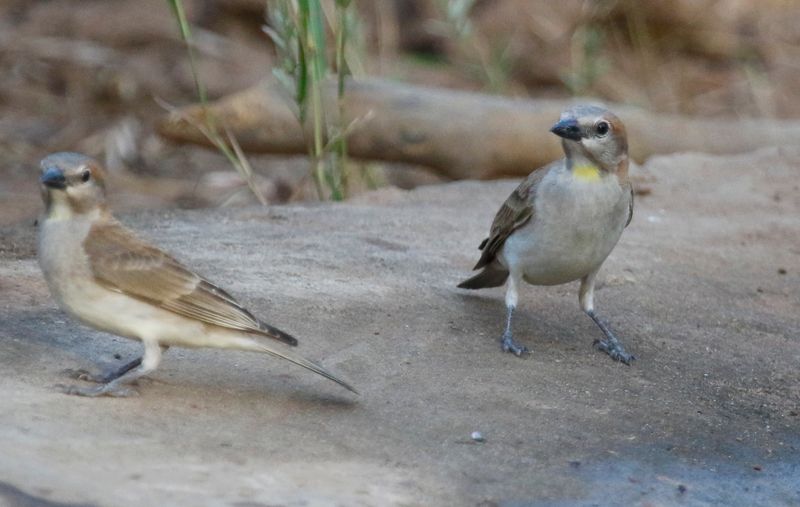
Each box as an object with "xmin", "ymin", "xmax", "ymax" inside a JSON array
[{"xmin": 158, "ymin": 77, "xmax": 800, "ymax": 180}]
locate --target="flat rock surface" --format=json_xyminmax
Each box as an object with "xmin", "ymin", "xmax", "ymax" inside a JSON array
[{"xmin": 1, "ymin": 148, "xmax": 799, "ymax": 506}]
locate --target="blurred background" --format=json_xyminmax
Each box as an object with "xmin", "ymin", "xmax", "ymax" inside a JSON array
[{"xmin": 2, "ymin": 0, "xmax": 800, "ymax": 225}]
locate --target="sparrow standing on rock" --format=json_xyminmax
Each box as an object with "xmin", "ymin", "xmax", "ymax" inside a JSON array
[
  {"xmin": 459, "ymin": 105, "xmax": 635, "ymax": 363},
  {"xmin": 37, "ymin": 152, "xmax": 356, "ymax": 396}
]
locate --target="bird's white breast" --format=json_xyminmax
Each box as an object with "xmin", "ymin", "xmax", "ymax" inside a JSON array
[
  {"xmin": 38, "ymin": 214, "xmax": 95, "ymax": 302},
  {"xmin": 37, "ymin": 215, "xmax": 134, "ymax": 335},
  {"xmin": 500, "ymin": 165, "xmax": 629, "ymax": 285}
]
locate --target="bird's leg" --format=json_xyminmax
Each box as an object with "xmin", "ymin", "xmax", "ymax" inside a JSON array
[
  {"xmin": 501, "ymin": 273, "xmax": 529, "ymax": 356},
  {"xmin": 58, "ymin": 341, "xmax": 165, "ymax": 397},
  {"xmin": 587, "ymin": 311, "xmax": 634, "ymax": 364},
  {"xmin": 65, "ymin": 346, "xmax": 170, "ymax": 384},
  {"xmin": 579, "ymin": 271, "xmax": 634, "ymax": 364}
]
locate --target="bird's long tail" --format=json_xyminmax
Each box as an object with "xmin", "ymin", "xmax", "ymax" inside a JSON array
[{"xmin": 239, "ymin": 337, "xmax": 358, "ymax": 394}]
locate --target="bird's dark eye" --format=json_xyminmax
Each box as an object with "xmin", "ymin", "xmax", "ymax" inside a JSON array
[
  {"xmin": 596, "ymin": 121, "xmax": 610, "ymax": 136},
  {"xmin": 81, "ymin": 170, "xmax": 91, "ymax": 182}
]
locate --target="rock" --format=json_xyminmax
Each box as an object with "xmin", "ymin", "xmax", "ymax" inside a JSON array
[{"xmin": 0, "ymin": 148, "xmax": 798, "ymax": 505}]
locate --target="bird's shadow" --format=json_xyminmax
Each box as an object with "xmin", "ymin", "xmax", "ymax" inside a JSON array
[
  {"xmin": 452, "ymin": 286, "xmax": 579, "ymax": 348},
  {"xmin": 0, "ymin": 480, "xmax": 97, "ymax": 507},
  {"xmin": 7, "ymin": 309, "xmax": 357, "ymax": 409},
  {"xmin": 151, "ymin": 364, "xmax": 361, "ymax": 409}
]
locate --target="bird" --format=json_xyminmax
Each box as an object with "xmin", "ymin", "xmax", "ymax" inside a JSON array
[
  {"xmin": 458, "ymin": 105, "xmax": 635, "ymax": 363},
  {"xmin": 36, "ymin": 152, "xmax": 357, "ymax": 397}
]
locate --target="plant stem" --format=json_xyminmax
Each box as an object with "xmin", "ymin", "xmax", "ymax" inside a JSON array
[
  {"xmin": 298, "ymin": 0, "xmax": 328, "ymax": 199},
  {"xmin": 334, "ymin": 0, "xmax": 349, "ymax": 201},
  {"xmin": 167, "ymin": 0, "xmax": 207, "ymax": 105}
]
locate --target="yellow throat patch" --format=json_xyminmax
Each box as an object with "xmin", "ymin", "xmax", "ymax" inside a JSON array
[{"xmin": 572, "ymin": 164, "xmax": 602, "ymax": 182}]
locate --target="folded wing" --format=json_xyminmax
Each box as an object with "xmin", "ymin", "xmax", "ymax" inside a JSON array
[
  {"xmin": 472, "ymin": 163, "xmax": 553, "ymax": 270},
  {"xmin": 83, "ymin": 219, "xmax": 297, "ymax": 346}
]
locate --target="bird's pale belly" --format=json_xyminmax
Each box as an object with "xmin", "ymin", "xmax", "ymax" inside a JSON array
[
  {"xmin": 505, "ymin": 223, "xmax": 622, "ymax": 285},
  {"xmin": 54, "ymin": 277, "xmax": 221, "ymax": 347},
  {"xmin": 499, "ymin": 175, "xmax": 628, "ymax": 286}
]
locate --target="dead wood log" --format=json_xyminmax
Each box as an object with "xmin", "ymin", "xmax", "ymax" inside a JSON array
[{"xmin": 158, "ymin": 77, "xmax": 800, "ymax": 179}]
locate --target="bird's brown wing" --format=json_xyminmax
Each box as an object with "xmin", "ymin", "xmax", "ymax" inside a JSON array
[
  {"xmin": 83, "ymin": 218, "xmax": 297, "ymax": 345},
  {"xmin": 472, "ymin": 162, "xmax": 554, "ymax": 270}
]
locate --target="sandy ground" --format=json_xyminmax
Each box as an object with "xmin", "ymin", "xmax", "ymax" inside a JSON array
[{"xmin": 0, "ymin": 148, "xmax": 798, "ymax": 506}]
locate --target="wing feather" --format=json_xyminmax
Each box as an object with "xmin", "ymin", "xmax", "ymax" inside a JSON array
[
  {"xmin": 472, "ymin": 162, "xmax": 554, "ymax": 270},
  {"xmin": 83, "ymin": 219, "xmax": 297, "ymax": 345}
]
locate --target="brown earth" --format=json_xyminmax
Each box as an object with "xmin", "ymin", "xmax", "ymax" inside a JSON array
[
  {"xmin": 4, "ymin": 1, "xmax": 800, "ymax": 225},
  {"xmin": 0, "ymin": 148, "xmax": 798, "ymax": 506}
]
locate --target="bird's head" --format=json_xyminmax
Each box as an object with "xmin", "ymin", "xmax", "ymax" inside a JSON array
[
  {"xmin": 550, "ymin": 105, "xmax": 628, "ymax": 178},
  {"xmin": 39, "ymin": 152, "xmax": 108, "ymax": 218}
]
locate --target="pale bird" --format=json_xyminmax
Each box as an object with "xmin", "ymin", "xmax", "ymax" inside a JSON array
[
  {"xmin": 37, "ymin": 152, "xmax": 357, "ymax": 397},
  {"xmin": 459, "ymin": 105, "xmax": 635, "ymax": 363}
]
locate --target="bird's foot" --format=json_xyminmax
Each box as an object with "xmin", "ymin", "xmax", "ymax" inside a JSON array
[
  {"xmin": 55, "ymin": 382, "xmax": 139, "ymax": 398},
  {"xmin": 62, "ymin": 357, "xmax": 143, "ymax": 384},
  {"xmin": 501, "ymin": 332, "xmax": 530, "ymax": 357},
  {"xmin": 593, "ymin": 339, "xmax": 635, "ymax": 365}
]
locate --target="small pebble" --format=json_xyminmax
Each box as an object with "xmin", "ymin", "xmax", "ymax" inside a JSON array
[{"xmin": 471, "ymin": 431, "xmax": 485, "ymax": 443}]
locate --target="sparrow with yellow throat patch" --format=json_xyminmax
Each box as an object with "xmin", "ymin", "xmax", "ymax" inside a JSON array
[
  {"xmin": 37, "ymin": 152, "xmax": 356, "ymax": 396},
  {"xmin": 459, "ymin": 105, "xmax": 635, "ymax": 363}
]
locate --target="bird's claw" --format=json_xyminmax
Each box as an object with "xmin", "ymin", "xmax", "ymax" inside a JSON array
[
  {"xmin": 62, "ymin": 368, "xmax": 105, "ymax": 383},
  {"xmin": 593, "ymin": 339, "xmax": 635, "ymax": 365},
  {"xmin": 501, "ymin": 333, "xmax": 530, "ymax": 357},
  {"xmin": 55, "ymin": 383, "xmax": 139, "ymax": 398}
]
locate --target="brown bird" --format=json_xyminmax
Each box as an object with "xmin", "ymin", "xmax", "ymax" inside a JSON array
[
  {"xmin": 37, "ymin": 152, "xmax": 356, "ymax": 397},
  {"xmin": 459, "ymin": 105, "xmax": 635, "ymax": 363}
]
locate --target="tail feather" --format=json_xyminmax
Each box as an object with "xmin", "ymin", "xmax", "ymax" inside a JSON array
[
  {"xmin": 457, "ymin": 264, "xmax": 509, "ymax": 289},
  {"xmin": 252, "ymin": 340, "xmax": 358, "ymax": 394},
  {"xmin": 255, "ymin": 321, "xmax": 299, "ymax": 346}
]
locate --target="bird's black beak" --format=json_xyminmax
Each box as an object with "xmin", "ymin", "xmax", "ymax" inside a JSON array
[
  {"xmin": 550, "ymin": 118, "xmax": 583, "ymax": 141},
  {"xmin": 40, "ymin": 166, "xmax": 67, "ymax": 189}
]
